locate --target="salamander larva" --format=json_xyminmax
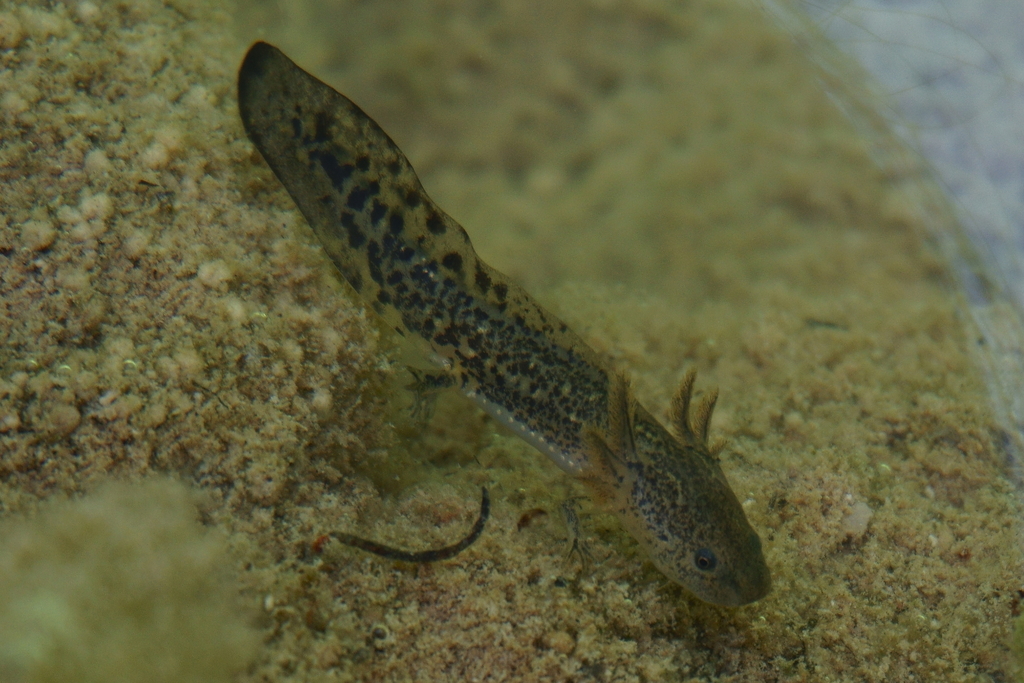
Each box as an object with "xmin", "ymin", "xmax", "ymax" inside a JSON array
[{"xmin": 237, "ymin": 42, "xmax": 770, "ymax": 606}]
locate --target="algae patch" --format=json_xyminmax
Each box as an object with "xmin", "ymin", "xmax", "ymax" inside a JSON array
[{"xmin": 0, "ymin": 478, "xmax": 256, "ymax": 683}]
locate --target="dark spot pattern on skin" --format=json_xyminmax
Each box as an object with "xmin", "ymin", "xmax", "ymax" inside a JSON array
[
  {"xmin": 314, "ymin": 112, "xmax": 331, "ymax": 142},
  {"xmin": 389, "ymin": 213, "xmax": 404, "ymax": 235},
  {"xmin": 434, "ymin": 329, "xmax": 456, "ymax": 347},
  {"xmin": 356, "ymin": 155, "xmax": 370, "ymax": 171},
  {"xmin": 442, "ymin": 252, "xmax": 463, "ymax": 272},
  {"xmin": 427, "ymin": 212, "xmax": 446, "ymax": 235},
  {"xmin": 316, "ymin": 153, "xmax": 354, "ymax": 191},
  {"xmin": 475, "ymin": 267, "xmax": 491, "ymax": 294},
  {"xmin": 291, "ymin": 117, "xmax": 302, "ymax": 139},
  {"xmin": 340, "ymin": 212, "xmax": 364, "ymax": 249},
  {"xmin": 387, "ymin": 159, "xmax": 401, "ymax": 175},
  {"xmin": 405, "ymin": 190, "xmax": 421, "ymax": 208},
  {"xmin": 348, "ymin": 269, "xmax": 362, "ymax": 293},
  {"xmin": 492, "ymin": 283, "xmax": 508, "ymax": 301},
  {"xmin": 366, "ymin": 241, "xmax": 383, "ymax": 284},
  {"xmin": 370, "ymin": 200, "xmax": 387, "ymax": 225},
  {"xmin": 346, "ymin": 181, "xmax": 379, "ymax": 211}
]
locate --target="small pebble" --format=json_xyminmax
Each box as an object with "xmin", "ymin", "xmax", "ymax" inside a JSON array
[
  {"xmin": 21, "ymin": 220, "xmax": 55, "ymax": 251},
  {"xmin": 0, "ymin": 12, "xmax": 24, "ymax": 49},
  {"xmin": 841, "ymin": 500, "xmax": 873, "ymax": 538},
  {"xmin": 543, "ymin": 630, "xmax": 575, "ymax": 655},
  {"xmin": 46, "ymin": 404, "xmax": 81, "ymax": 437}
]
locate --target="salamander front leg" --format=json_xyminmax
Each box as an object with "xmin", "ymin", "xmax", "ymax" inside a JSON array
[{"xmin": 560, "ymin": 498, "xmax": 595, "ymax": 578}]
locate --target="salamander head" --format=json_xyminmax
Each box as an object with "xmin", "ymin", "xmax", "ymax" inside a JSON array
[
  {"xmin": 626, "ymin": 397, "xmax": 771, "ymax": 606},
  {"xmin": 586, "ymin": 374, "xmax": 771, "ymax": 607},
  {"xmin": 624, "ymin": 443, "xmax": 772, "ymax": 607}
]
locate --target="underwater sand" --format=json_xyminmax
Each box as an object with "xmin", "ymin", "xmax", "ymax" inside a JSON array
[{"xmin": 0, "ymin": 0, "xmax": 1021, "ymax": 681}]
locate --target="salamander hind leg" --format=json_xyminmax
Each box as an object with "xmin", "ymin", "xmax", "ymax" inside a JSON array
[
  {"xmin": 559, "ymin": 498, "xmax": 595, "ymax": 578},
  {"xmin": 406, "ymin": 367, "xmax": 457, "ymax": 421}
]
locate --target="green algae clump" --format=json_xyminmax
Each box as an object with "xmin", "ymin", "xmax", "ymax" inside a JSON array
[{"xmin": 0, "ymin": 478, "xmax": 257, "ymax": 683}]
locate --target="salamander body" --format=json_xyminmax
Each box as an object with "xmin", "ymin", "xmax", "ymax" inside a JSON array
[{"xmin": 237, "ymin": 42, "xmax": 770, "ymax": 606}]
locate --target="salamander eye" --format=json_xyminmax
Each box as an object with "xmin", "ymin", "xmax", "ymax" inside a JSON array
[{"xmin": 694, "ymin": 548, "xmax": 717, "ymax": 572}]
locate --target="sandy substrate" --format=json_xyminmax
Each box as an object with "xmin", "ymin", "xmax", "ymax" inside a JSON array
[{"xmin": 0, "ymin": 0, "xmax": 1021, "ymax": 681}]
